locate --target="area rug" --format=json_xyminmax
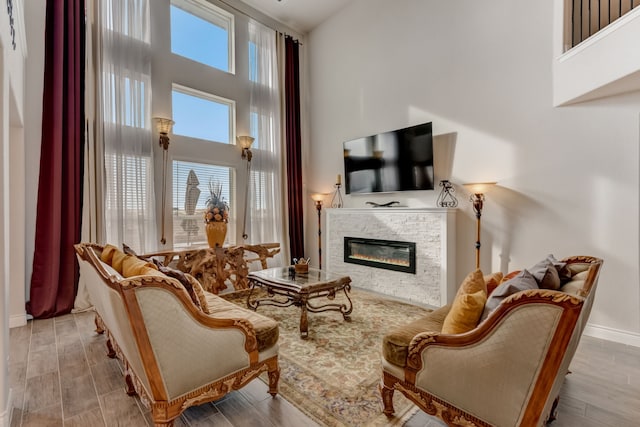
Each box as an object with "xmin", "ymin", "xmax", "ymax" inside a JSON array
[{"xmin": 222, "ymin": 288, "xmax": 431, "ymax": 426}]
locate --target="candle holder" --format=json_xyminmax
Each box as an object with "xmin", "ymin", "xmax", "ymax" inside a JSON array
[
  {"xmin": 437, "ymin": 180, "xmax": 458, "ymax": 208},
  {"xmin": 331, "ymin": 182, "xmax": 343, "ymax": 208}
]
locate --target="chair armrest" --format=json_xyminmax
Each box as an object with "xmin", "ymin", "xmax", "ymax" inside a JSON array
[{"xmin": 403, "ymin": 291, "xmax": 583, "ymax": 426}]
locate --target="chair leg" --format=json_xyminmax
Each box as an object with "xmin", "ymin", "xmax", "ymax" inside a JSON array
[
  {"xmin": 547, "ymin": 396, "xmax": 560, "ymax": 423},
  {"xmin": 379, "ymin": 379, "xmax": 395, "ymax": 416},
  {"xmin": 267, "ymin": 361, "xmax": 280, "ymax": 397},
  {"xmin": 94, "ymin": 315, "xmax": 105, "ymax": 334},
  {"xmin": 125, "ymin": 373, "xmax": 137, "ymax": 396},
  {"xmin": 106, "ymin": 338, "xmax": 116, "ymax": 358}
]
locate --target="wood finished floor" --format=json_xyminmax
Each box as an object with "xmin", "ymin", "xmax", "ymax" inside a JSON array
[{"xmin": 8, "ymin": 310, "xmax": 640, "ymax": 426}]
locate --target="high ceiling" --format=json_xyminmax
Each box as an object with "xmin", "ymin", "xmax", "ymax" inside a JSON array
[{"xmin": 238, "ymin": 0, "xmax": 354, "ymax": 33}]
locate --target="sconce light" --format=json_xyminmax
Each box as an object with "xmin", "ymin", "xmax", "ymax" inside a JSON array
[
  {"xmin": 463, "ymin": 182, "xmax": 497, "ymax": 269},
  {"xmin": 154, "ymin": 117, "xmax": 175, "ymax": 245},
  {"xmin": 238, "ymin": 136, "xmax": 255, "ymax": 240},
  {"xmin": 238, "ymin": 135, "xmax": 255, "ymax": 161},
  {"xmin": 311, "ymin": 193, "xmax": 328, "ymax": 269},
  {"xmin": 155, "ymin": 117, "xmax": 174, "ymax": 150}
]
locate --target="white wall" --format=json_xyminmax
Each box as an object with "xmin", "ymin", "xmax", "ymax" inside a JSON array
[
  {"xmin": 306, "ymin": 0, "xmax": 640, "ymax": 342},
  {"xmin": 23, "ymin": 0, "xmax": 45, "ymax": 313},
  {"xmin": 1, "ymin": 0, "xmax": 28, "ymax": 423}
]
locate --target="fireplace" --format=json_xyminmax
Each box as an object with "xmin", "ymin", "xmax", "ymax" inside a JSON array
[{"xmin": 344, "ymin": 237, "xmax": 416, "ymax": 274}]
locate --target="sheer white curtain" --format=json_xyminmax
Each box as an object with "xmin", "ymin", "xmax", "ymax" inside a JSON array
[
  {"xmin": 248, "ymin": 20, "xmax": 285, "ymax": 266},
  {"xmin": 96, "ymin": 0, "xmax": 157, "ymax": 253}
]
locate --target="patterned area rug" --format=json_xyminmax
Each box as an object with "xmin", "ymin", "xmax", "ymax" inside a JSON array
[{"xmin": 223, "ymin": 287, "xmax": 431, "ymax": 426}]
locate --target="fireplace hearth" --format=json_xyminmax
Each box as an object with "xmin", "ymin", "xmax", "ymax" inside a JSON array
[{"xmin": 344, "ymin": 237, "xmax": 416, "ymax": 274}]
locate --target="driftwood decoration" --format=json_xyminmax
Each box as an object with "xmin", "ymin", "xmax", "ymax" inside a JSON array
[{"xmin": 144, "ymin": 243, "xmax": 281, "ymax": 294}]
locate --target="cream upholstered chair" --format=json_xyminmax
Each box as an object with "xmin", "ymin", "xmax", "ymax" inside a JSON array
[
  {"xmin": 75, "ymin": 243, "xmax": 280, "ymax": 427},
  {"xmin": 379, "ymin": 256, "xmax": 603, "ymax": 427}
]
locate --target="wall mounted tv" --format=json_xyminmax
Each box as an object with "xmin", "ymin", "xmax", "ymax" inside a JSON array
[{"xmin": 343, "ymin": 122, "xmax": 434, "ymax": 194}]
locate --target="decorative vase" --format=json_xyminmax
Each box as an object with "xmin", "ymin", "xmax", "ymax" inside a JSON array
[{"xmin": 205, "ymin": 222, "xmax": 227, "ymax": 248}]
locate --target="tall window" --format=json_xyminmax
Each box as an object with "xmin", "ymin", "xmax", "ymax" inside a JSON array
[
  {"xmin": 170, "ymin": 0, "xmax": 235, "ymax": 73},
  {"xmin": 172, "ymin": 160, "xmax": 235, "ymax": 247}
]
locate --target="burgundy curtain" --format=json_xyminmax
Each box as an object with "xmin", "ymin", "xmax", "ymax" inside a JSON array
[
  {"xmin": 284, "ymin": 36, "xmax": 304, "ymax": 259},
  {"xmin": 27, "ymin": 0, "xmax": 85, "ymax": 318}
]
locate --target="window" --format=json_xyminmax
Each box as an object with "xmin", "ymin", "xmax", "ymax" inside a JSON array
[
  {"xmin": 172, "ymin": 160, "xmax": 236, "ymax": 247},
  {"xmin": 170, "ymin": 0, "xmax": 234, "ymax": 73},
  {"xmin": 172, "ymin": 84, "xmax": 235, "ymax": 143}
]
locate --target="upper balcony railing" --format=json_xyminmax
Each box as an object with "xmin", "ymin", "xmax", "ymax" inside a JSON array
[{"xmin": 570, "ymin": 0, "xmax": 640, "ymax": 48}]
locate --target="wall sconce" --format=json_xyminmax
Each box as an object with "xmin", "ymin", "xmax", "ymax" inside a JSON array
[
  {"xmin": 463, "ymin": 182, "xmax": 497, "ymax": 269},
  {"xmin": 238, "ymin": 135, "xmax": 255, "ymax": 161},
  {"xmin": 311, "ymin": 193, "xmax": 328, "ymax": 269},
  {"xmin": 238, "ymin": 136, "xmax": 255, "ymax": 240},
  {"xmin": 156, "ymin": 117, "xmax": 174, "ymax": 150},
  {"xmin": 154, "ymin": 117, "xmax": 175, "ymax": 245}
]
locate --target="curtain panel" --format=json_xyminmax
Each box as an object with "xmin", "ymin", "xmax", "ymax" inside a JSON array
[
  {"xmin": 284, "ymin": 36, "xmax": 304, "ymax": 260},
  {"xmin": 247, "ymin": 21, "xmax": 285, "ymax": 266},
  {"xmin": 28, "ymin": 0, "xmax": 86, "ymax": 318},
  {"xmin": 96, "ymin": 0, "xmax": 157, "ymax": 254}
]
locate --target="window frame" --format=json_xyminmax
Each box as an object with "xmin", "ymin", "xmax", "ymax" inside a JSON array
[
  {"xmin": 171, "ymin": 83, "xmax": 237, "ymax": 144},
  {"xmin": 170, "ymin": 0, "xmax": 236, "ymax": 74}
]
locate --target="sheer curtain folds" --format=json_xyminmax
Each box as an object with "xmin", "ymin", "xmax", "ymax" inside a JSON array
[
  {"xmin": 97, "ymin": 0, "xmax": 157, "ymax": 253},
  {"xmin": 248, "ymin": 20, "xmax": 285, "ymax": 266}
]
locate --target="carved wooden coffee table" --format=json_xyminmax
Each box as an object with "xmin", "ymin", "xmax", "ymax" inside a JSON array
[{"xmin": 247, "ymin": 267, "xmax": 352, "ymax": 338}]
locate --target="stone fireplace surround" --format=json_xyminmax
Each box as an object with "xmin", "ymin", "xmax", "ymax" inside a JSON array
[{"xmin": 326, "ymin": 208, "xmax": 457, "ymax": 307}]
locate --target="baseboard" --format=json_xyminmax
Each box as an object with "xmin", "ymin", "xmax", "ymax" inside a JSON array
[
  {"xmin": 9, "ymin": 313, "xmax": 27, "ymax": 328},
  {"xmin": 0, "ymin": 389, "xmax": 12, "ymax": 427},
  {"xmin": 584, "ymin": 323, "xmax": 640, "ymax": 347}
]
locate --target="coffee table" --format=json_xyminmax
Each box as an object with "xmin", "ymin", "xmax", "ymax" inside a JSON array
[{"xmin": 247, "ymin": 267, "xmax": 352, "ymax": 338}]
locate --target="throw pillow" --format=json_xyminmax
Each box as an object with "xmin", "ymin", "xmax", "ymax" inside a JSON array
[
  {"xmin": 441, "ymin": 269, "xmax": 487, "ymax": 334},
  {"xmin": 140, "ymin": 266, "xmax": 166, "ymax": 277},
  {"xmin": 484, "ymin": 272, "xmax": 504, "ymax": 296},
  {"xmin": 185, "ymin": 274, "xmax": 210, "ymax": 313},
  {"xmin": 442, "ymin": 290, "xmax": 487, "ymax": 334},
  {"xmin": 155, "ymin": 263, "xmax": 203, "ymax": 310},
  {"xmin": 122, "ymin": 255, "xmax": 158, "ymax": 278},
  {"xmin": 100, "ymin": 244, "xmax": 119, "ymax": 264},
  {"xmin": 529, "ymin": 254, "xmax": 564, "ymax": 290},
  {"xmin": 502, "ymin": 270, "xmax": 521, "ymax": 283},
  {"xmin": 111, "ymin": 249, "xmax": 128, "ymax": 274},
  {"xmin": 480, "ymin": 269, "xmax": 539, "ymax": 321},
  {"xmin": 458, "ymin": 268, "xmax": 487, "ymax": 295}
]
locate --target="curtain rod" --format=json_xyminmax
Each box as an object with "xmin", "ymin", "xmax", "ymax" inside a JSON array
[{"xmin": 214, "ymin": 0, "xmax": 304, "ymax": 44}]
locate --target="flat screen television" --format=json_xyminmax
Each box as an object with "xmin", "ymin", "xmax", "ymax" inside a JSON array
[{"xmin": 343, "ymin": 122, "xmax": 434, "ymax": 194}]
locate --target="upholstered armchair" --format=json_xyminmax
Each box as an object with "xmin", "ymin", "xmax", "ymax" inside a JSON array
[{"xmin": 380, "ymin": 256, "xmax": 603, "ymax": 427}]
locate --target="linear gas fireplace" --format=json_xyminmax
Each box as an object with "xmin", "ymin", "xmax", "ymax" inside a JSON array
[{"xmin": 344, "ymin": 237, "xmax": 416, "ymax": 274}]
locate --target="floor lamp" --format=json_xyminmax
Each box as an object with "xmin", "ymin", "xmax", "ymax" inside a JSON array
[
  {"xmin": 463, "ymin": 182, "xmax": 497, "ymax": 269},
  {"xmin": 310, "ymin": 193, "xmax": 327, "ymax": 269}
]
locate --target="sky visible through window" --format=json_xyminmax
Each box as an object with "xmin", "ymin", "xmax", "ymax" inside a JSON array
[
  {"xmin": 172, "ymin": 89, "xmax": 230, "ymax": 142},
  {"xmin": 170, "ymin": 5, "xmax": 228, "ymax": 71},
  {"xmin": 170, "ymin": 3, "xmax": 237, "ymax": 143}
]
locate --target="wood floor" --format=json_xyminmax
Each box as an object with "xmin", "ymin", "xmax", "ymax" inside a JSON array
[{"xmin": 8, "ymin": 310, "xmax": 640, "ymax": 426}]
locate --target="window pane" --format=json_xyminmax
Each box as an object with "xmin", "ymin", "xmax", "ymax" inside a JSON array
[
  {"xmin": 170, "ymin": 1, "xmax": 232, "ymax": 72},
  {"xmin": 173, "ymin": 160, "xmax": 235, "ymax": 248},
  {"xmin": 172, "ymin": 87, "xmax": 232, "ymax": 143}
]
